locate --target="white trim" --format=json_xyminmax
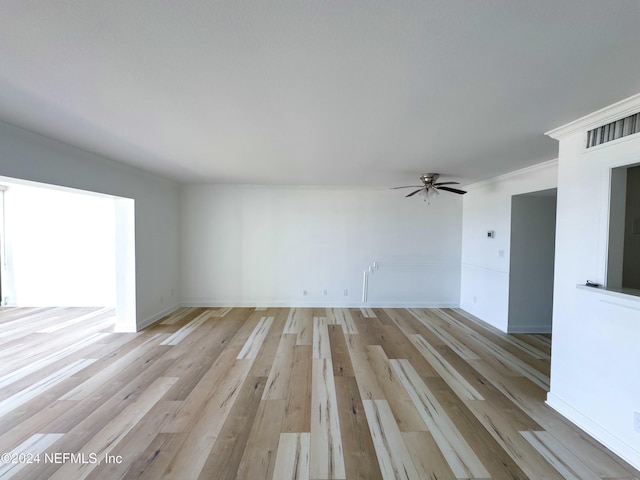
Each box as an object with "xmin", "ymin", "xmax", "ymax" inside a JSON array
[
  {"xmin": 507, "ymin": 325, "xmax": 552, "ymax": 334},
  {"xmin": 546, "ymin": 92, "xmax": 640, "ymax": 140},
  {"xmin": 464, "ymin": 159, "xmax": 558, "ymax": 191},
  {"xmin": 461, "ymin": 262, "xmax": 509, "ymax": 276},
  {"xmin": 546, "ymin": 393, "xmax": 640, "ymax": 470},
  {"xmin": 576, "ymin": 284, "xmax": 640, "ymax": 305},
  {"xmin": 180, "ymin": 301, "xmax": 459, "ymax": 309},
  {"xmin": 136, "ymin": 303, "xmax": 181, "ymax": 331},
  {"xmin": 189, "ymin": 183, "xmax": 399, "ymax": 192}
]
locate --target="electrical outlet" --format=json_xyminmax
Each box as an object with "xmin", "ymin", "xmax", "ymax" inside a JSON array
[
  {"xmin": 303, "ymin": 290, "xmax": 308, "ymax": 296},
  {"xmin": 322, "ymin": 289, "xmax": 328, "ymax": 296},
  {"xmin": 343, "ymin": 289, "xmax": 348, "ymax": 296},
  {"xmin": 634, "ymin": 411, "xmax": 640, "ymax": 433}
]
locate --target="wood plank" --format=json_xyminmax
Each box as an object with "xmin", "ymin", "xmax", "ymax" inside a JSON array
[
  {"xmin": 442, "ymin": 308, "xmax": 549, "ymax": 359},
  {"xmin": 250, "ymin": 310, "xmax": 287, "ymax": 378},
  {"xmin": 284, "ymin": 308, "xmax": 303, "ymax": 334},
  {"xmin": 123, "ymin": 432, "xmax": 186, "ymax": 480},
  {"xmin": 161, "ymin": 359, "xmax": 254, "ymax": 478},
  {"xmin": 263, "ymin": 335, "xmax": 296, "ymax": 400},
  {"xmin": 408, "ymin": 334, "xmax": 484, "ymax": 401},
  {"xmin": 0, "ymin": 433, "xmax": 64, "ymax": 480},
  {"xmin": 48, "ymin": 376, "xmax": 178, "ymax": 480},
  {"xmin": 211, "ymin": 307, "xmax": 233, "ymax": 317},
  {"xmin": 1, "ymin": 307, "xmax": 638, "ymax": 480},
  {"xmin": 521, "ymin": 430, "xmax": 605, "ymax": 480},
  {"xmin": 159, "ymin": 307, "xmax": 201, "ymax": 325},
  {"xmin": 407, "ymin": 309, "xmax": 481, "ymax": 360},
  {"xmin": 327, "ymin": 308, "xmax": 358, "ymax": 335},
  {"xmin": 464, "ymin": 399, "xmax": 565, "ymax": 479},
  {"xmin": 0, "ymin": 359, "xmax": 96, "ymax": 417},
  {"xmin": 272, "ymin": 433, "xmax": 310, "ymax": 480},
  {"xmin": 236, "ymin": 316, "xmax": 274, "ymax": 360},
  {"xmin": 389, "ymin": 359, "xmax": 491, "ymax": 479},
  {"xmin": 159, "ymin": 311, "xmax": 211, "ymax": 346},
  {"xmin": 236, "ymin": 400, "xmax": 286, "ymax": 480},
  {"xmin": 37, "ymin": 307, "xmax": 113, "ymax": 334},
  {"xmin": 283, "ymin": 308, "xmax": 313, "ymax": 346},
  {"xmin": 334, "ymin": 376, "xmax": 382, "ymax": 480},
  {"xmin": 310, "ymin": 358, "xmax": 345, "ymax": 479},
  {"xmin": 312, "ymin": 317, "xmax": 330, "ymax": 360},
  {"xmin": 361, "ymin": 399, "xmax": 421, "ymax": 479},
  {"xmin": 161, "ymin": 316, "xmax": 244, "ymax": 401},
  {"xmin": 402, "ymin": 431, "xmax": 456, "ymax": 480},
  {"xmin": 198, "ymin": 376, "xmax": 267, "ymax": 480},
  {"xmin": 282, "ymin": 346, "xmax": 312, "ymax": 433},
  {"xmin": 328, "ymin": 325, "xmax": 354, "ymax": 377},
  {"xmin": 344, "ymin": 334, "xmax": 385, "ymax": 400},
  {"xmin": 359, "ymin": 308, "xmax": 376, "ymax": 318},
  {"xmin": 91, "ymin": 400, "xmax": 183, "ymax": 479},
  {"xmin": 365, "ymin": 345, "xmax": 427, "ymax": 432},
  {"xmin": 0, "ymin": 333, "xmax": 108, "ymax": 391},
  {"xmin": 59, "ymin": 334, "xmax": 164, "ymax": 401}
]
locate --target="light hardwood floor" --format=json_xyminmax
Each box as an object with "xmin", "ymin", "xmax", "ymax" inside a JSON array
[{"xmin": 0, "ymin": 306, "xmax": 638, "ymax": 479}]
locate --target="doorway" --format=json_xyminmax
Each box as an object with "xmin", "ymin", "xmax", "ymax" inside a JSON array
[
  {"xmin": 0, "ymin": 177, "xmax": 136, "ymax": 331},
  {"xmin": 507, "ymin": 188, "xmax": 557, "ymax": 333}
]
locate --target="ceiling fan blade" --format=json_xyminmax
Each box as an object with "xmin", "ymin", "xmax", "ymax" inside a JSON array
[
  {"xmin": 436, "ymin": 186, "xmax": 467, "ymax": 195},
  {"xmin": 405, "ymin": 188, "xmax": 424, "ymax": 197},
  {"xmin": 433, "ymin": 181, "xmax": 460, "ymax": 186},
  {"xmin": 391, "ymin": 185, "xmax": 423, "ymax": 189}
]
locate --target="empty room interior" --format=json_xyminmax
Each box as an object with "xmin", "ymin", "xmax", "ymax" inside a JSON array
[{"xmin": 1, "ymin": 2, "xmax": 640, "ymax": 479}]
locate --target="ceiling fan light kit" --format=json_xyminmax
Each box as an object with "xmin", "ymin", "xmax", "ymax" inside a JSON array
[{"xmin": 392, "ymin": 173, "xmax": 467, "ymax": 201}]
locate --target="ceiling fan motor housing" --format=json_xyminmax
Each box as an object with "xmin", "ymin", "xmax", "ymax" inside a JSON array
[{"xmin": 420, "ymin": 173, "xmax": 439, "ymax": 185}]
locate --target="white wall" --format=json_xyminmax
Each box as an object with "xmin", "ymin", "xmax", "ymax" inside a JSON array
[
  {"xmin": 507, "ymin": 192, "xmax": 557, "ymax": 333},
  {"xmin": 2, "ymin": 183, "xmax": 116, "ymax": 307},
  {"xmin": 180, "ymin": 185, "xmax": 462, "ymax": 307},
  {"xmin": 460, "ymin": 161, "xmax": 558, "ymax": 331},
  {"xmin": 0, "ymin": 121, "xmax": 180, "ymax": 329},
  {"xmin": 547, "ymin": 129, "xmax": 640, "ymax": 469}
]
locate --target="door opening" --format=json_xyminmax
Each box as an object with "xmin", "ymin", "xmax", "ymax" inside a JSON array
[
  {"xmin": 0, "ymin": 177, "xmax": 136, "ymax": 331},
  {"xmin": 507, "ymin": 188, "xmax": 557, "ymax": 333}
]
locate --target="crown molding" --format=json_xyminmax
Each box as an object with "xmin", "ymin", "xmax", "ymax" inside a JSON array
[
  {"xmin": 546, "ymin": 92, "xmax": 640, "ymax": 140},
  {"xmin": 465, "ymin": 158, "xmax": 558, "ymax": 191}
]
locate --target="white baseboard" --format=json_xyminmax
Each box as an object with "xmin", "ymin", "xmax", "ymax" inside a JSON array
[
  {"xmin": 137, "ymin": 303, "xmax": 181, "ymax": 330},
  {"xmin": 546, "ymin": 392, "xmax": 640, "ymax": 470},
  {"xmin": 507, "ymin": 324, "xmax": 552, "ymax": 334},
  {"xmin": 180, "ymin": 300, "xmax": 459, "ymax": 309}
]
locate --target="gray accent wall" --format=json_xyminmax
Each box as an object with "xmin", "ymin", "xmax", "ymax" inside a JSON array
[{"xmin": 507, "ymin": 190, "xmax": 557, "ymax": 333}]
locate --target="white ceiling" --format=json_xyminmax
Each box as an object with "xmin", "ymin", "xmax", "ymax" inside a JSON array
[{"xmin": 1, "ymin": 1, "xmax": 640, "ymax": 186}]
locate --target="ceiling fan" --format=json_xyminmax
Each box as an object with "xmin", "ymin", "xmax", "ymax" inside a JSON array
[{"xmin": 392, "ymin": 173, "xmax": 467, "ymax": 198}]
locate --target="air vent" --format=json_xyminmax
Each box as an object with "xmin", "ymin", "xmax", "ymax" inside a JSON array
[{"xmin": 586, "ymin": 111, "xmax": 640, "ymax": 148}]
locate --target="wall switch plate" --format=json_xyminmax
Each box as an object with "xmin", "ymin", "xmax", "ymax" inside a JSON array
[
  {"xmin": 302, "ymin": 290, "xmax": 307, "ymax": 296},
  {"xmin": 634, "ymin": 411, "xmax": 640, "ymax": 432},
  {"xmin": 322, "ymin": 289, "xmax": 328, "ymax": 296},
  {"xmin": 343, "ymin": 289, "xmax": 348, "ymax": 296}
]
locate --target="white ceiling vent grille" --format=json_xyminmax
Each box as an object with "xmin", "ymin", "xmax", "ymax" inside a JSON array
[{"xmin": 586, "ymin": 111, "xmax": 640, "ymax": 148}]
